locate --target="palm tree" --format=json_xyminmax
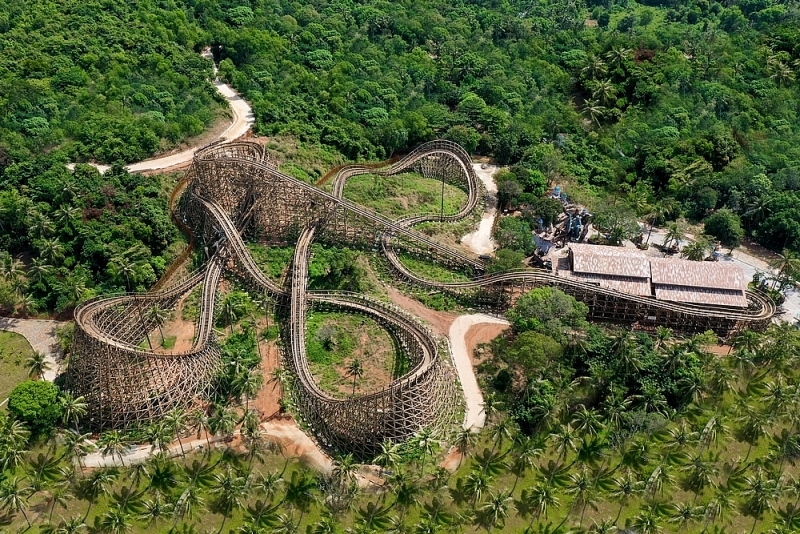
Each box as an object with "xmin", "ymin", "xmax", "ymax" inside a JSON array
[
  {"xmin": 189, "ymin": 408, "xmax": 213, "ymax": 448},
  {"xmin": 669, "ymin": 502, "xmax": 704, "ymax": 530},
  {"xmin": 489, "ymin": 418, "xmax": 515, "ymax": 454},
  {"xmin": 60, "ymin": 392, "xmax": 88, "ymax": 432},
  {"xmin": 769, "ymin": 249, "xmax": 800, "ymax": 290},
  {"xmin": 735, "ymin": 406, "xmax": 772, "ymax": 462},
  {"xmin": 374, "ymin": 439, "xmax": 402, "ymax": 473},
  {"xmin": 452, "ymin": 428, "xmax": 478, "ymax": 470},
  {"xmin": 592, "ymin": 79, "xmax": 618, "ymax": 105},
  {"xmin": 509, "ymin": 436, "xmax": 543, "ymax": 494},
  {"xmin": 26, "ymin": 350, "xmax": 51, "ymax": 379},
  {"xmin": 98, "ymin": 504, "xmax": 132, "ymax": 534},
  {"xmin": 0, "ymin": 476, "xmax": 31, "ymax": 527},
  {"xmin": 701, "ymin": 489, "xmax": 736, "ymax": 533},
  {"xmin": 28, "ymin": 257, "xmax": 53, "ymax": 284},
  {"xmin": 413, "ymin": 428, "xmax": 437, "ymax": 475},
  {"xmin": 81, "ymin": 468, "xmax": 119, "ymax": 521},
  {"xmin": 476, "ymin": 490, "xmax": 513, "ymax": 534},
  {"xmin": 281, "ymin": 468, "xmax": 317, "ymax": 527},
  {"xmin": 209, "ymin": 405, "xmax": 237, "ymax": 440},
  {"xmin": 235, "ymin": 369, "xmax": 263, "ymax": 411},
  {"xmin": 464, "ymin": 469, "xmax": 491, "ymax": 507},
  {"xmin": 388, "ymin": 470, "xmax": 420, "ymax": 522},
  {"xmin": 662, "ymin": 221, "xmax": 686, "ymax": 251},
  {"xmin": 631, "ymin": 508, "xmax": 663, "ymax": 534},
  {"xmin": 610, "ymin": 471, "xmax": 644, "ymax": 523},
  {"xmin": 681, "ymin": 238, "xmax": 710, "ymax": 261},
  {"xmin": 59, "ymin": 429, "xmax": 95, "ymax": 472},
  {"xmin": 98, "ymin": 430, "xmax": 128, "ymax": 466},
  {"xmin": 682, "ymin": 452, "xmax": 719, "ymax": 502},
  {"xmin": 356, "ymin": 501, "xmax": 394, "ymax": 531},
  {"xmin": 210, "ymin": 465, "xmax": 248, "ymax": 534},
  {"xmin": 40, "ymin": 516, "xmax": 86, "ymax": 534},
  {"xmin": 582, "ymin": 99, "xmax": 607, "ymax": 127},
  {"xmin": 347, "ymin": 358, "xmax": 363, "ymax": 395},
  {"xmin": 165, "ymin": 407, "xmax": 188, "ymax": 457},
  {"xmin": 139, "ymin": 495, "xmax": 173, "ymax": 529},
  {"xmin": 146, "ymin": 304, "xmax": 169, "ymax": 347},
  {"xmin": 517, "ymin": 482, "xmax": 560, "ymax": 531},
  {"xmin": 741, "ymin": 467, "xmax": 780, "ymax": 534},
  {"xmin": 563, "ymin": 466, "xmax": 599, "ymax": 528}
]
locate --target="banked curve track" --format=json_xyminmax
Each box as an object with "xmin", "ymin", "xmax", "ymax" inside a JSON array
[{"xmin": 67, "ymin": 140, "xmax": 774, "ymax": 458}]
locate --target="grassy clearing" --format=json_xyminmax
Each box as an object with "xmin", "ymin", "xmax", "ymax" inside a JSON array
[
  {"xmin": 265, "ymin": 136, "xmax": 344, "ymax": 184},
  {"xmin": 305, "ymin": 311, "xmax": 402, "ymax": 398},
  {"xmin": 397, "ymin": 253, "xmax": 472, "ymax": 284},
  {"xmin": 343, "ymin": 172, "xmax": 467, "ymax": 219},
  {"xmin": 247, "ymin": 244, "xmax": 295, "ymax": 283},
  {"xmin": 0, "ymin": 331, "xmax": 33, "ymax": 399}
]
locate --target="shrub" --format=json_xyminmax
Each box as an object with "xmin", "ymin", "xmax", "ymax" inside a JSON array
[{"xmin": 8, "ymin": 380, "xmax": 62, "ymax": 434}]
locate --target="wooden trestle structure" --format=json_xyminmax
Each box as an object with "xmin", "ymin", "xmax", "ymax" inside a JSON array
[{"xmin": 66, "ymin": 139, "xmax": 775, "ymax": 458}]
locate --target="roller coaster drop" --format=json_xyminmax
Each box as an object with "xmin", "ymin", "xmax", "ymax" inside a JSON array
[{"xmin": 67, "ymin": 140, "xmax": 774, "ymax": 459}]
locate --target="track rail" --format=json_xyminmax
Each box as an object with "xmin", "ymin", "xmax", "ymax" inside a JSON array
[{"xmin": 67, "ymin": 139, "xmax": 774, "ymax": 456}]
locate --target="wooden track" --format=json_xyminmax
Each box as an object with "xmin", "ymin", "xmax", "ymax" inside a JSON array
[{"xmin": 66, "ymin": 140, "xmax": 774, "ymax": 457}]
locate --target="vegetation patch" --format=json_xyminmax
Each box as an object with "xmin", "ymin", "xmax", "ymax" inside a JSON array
[
  {"xmin": 343, "ymin": 172, "xmax": 467, "ymax": 219},
  {"xmin": 0, "ymin": 331, "xmax": 34, "ymax": 400},
  {"xmin": 306, "ymin": 312, "xmax": 401, "ymax": 398}
]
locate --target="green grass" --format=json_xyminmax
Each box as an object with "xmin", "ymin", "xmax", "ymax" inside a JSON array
[
  {"xmin": 397, "ymin": 253, "xmax": 472, "ymax": 284},
  {"xmin": 343, "ymin": 172, "xmax": 468, "ymax": 218},
  {"xmin": 161, "ymin": 336, "xmax": 177, "ymax": 349},
  {"xmin": 0, "ymin": 331, "xmax": 33, "ymax": 399},
  {"xmin": 247, "ymin": 244, "xmax": 295, "ymax": 282},
  {"xmin": 305, "ymin": 311, "xmax": 400, "ymax": 398},
  {"xmin": 181, "ymin": 284, "xmax": 203, "ymax": 322}
]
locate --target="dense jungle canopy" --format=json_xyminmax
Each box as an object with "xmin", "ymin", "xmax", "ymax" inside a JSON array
[{"xmin": 1, "ymin": 0, "xmax": 800, "ymax": 311}]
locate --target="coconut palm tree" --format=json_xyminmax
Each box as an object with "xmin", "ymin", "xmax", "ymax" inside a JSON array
[
  {"xmin": 476, "ymin": 490, "xmax": 513, "ymax": 534},
  {"xmin": 81, "ymin": 468, "xmax": 119, "ymax": 521},
  {"xmin": 375, "ymin": 439, "xmax": 402, "ymax": 473},
  {"xmin": 347, "ymin": 358, "xmax": 363, "ymax": 395},
  {"xmin": 146, "ymin": 304, "xmax": 169, "ymax": 347},
  {"xmin": 281, "ymin": 468, "xmax": 317, "ymax": 527},
  {"xmin": 388, "ymin": 470, "xmax": 420, "ymax": 522},
  {"xmin": 59, "ymin": 392, "xmax": 88, "ymax": 432},
  {"xmin": 59, "ymin": 429, "xmax": 95, "ymax": 472},
  {"xmin": 741, "ymin": 467, "xmax": 781, "ymax": 534},
  {"xmin": 517, "ymin": 481, "xmax": 560, "ymax": 531},
  {"xmin": 98, "ymin": 504, "xmax": 132, "ymax": 534},
  {"xmin": 97, "ymin": 430, "xmax": 128, "ymax": 467},
  {"xmin": 26, "ymin": 350, "xmax": 51, "ymax": 379},
  {"xmin": 452, "ymin": 428, "xmax": 478, "ymax": 470},
  {"xmin": 164, "ymin": 407, "xmax": 188, "ymax": 458},
  {"xmin": 210, "ymin": 465, "xmax": 248, "ymax": 534},
  {"xmin": 235, "ymin": 369, "xmax": 263, "ymax": 411},
  {"xmin": 582, "ymin": 99, "xmax": 607, "ymax": 127},
  {"xmin": 662, "ymin": 221, "xmax": 686, "ymax": 251},
  {"xmin": 768, "ymin": 249, "xmax": 800, "ymax": 290},
  {"xmin": 413, "ymin": 428, "xmax": 437, "ymax": 476},
  {"xmin": 509, "ymin": 436, "xmax": 544, "ymax": 494},
  {"xmin": 681, "ymin": 238, "xmax": 710, "ymax": 261},
  {"xmin": 0, "ymin": 476, "xmax": 32, "ymax": 527}
]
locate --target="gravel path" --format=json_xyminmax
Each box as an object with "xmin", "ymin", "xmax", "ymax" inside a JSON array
[
  {"xmin": 0, "ymin": 317, "xmax": 62, "ymax": 382},
  {"xmin": 461, "ymin": 164, "xmax": 499, "ymax": 255},
  {"xmin": 448, "ymin": 314, "xmax": 510, "ymax": 431}
]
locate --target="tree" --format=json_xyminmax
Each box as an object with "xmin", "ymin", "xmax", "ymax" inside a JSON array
[
  {"xmin": 0, "ymin": 477, "xmax": 31, "ymax": 527},
  {"xmin": 741, "ymin": 467, "xmax": 780, "ymax": 534},
  {"xmin": 486, "ymin": 248, "xmax": 526, "ymax": 273},
  {"xmin": 59, "ymin": 391, "xmax": 88, "ymax": 432},
  {"xmin": 495, "ymin": 216, "xmax": 534, "ymax": 254},
  {"xmin": 703, "ymin": 209, "xmax": 743, "ymax": 251},
  {"xmin": 26, "ymin": 350, "xmax": 51, "ymax": 379},
  {"xmin": 211, "ymin": 466, "xmax": 248, "ymax": 534},
  {"xmin": 662, "ymin": 221, "xmax": 687, "ymax": 251},
  {"xmin": 165, "ymin": 407, "xmax": 188, "ymax": 458},
  {"xmin": 146, "ymin": 304, "xmax": 169, "ymax": 347},
  {"xmin": 476, "ymin": 490, "xmax": 513, "ymax": 533},
  {"xmin": 347, "ymin": 358, "xmax": 363, "ymax": 396},
  {"xmin": 507, "ymin": 287, "xmax": 588, "ymax": 341},
  {"xmin": 681, "ymin": 238, "xmax": 711, "ymax": 261},
  {"xmin": 8, "ymin": 380, "xmax": 63, "ymax": 434},
  {"xmin": 98, "ymin": 504, "xmax": 132, "ymax": 534},
  {"xmin": 517, "ymin": 482, "xmax": 559, "ymax": 530},
  {"xmin": 97, "ymin": 430, "xmax": 128, "ymax": 467}
]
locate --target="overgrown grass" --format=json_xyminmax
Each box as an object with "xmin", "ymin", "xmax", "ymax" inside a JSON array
[
  {"xmin": 343, "ymin": 172, "xmax": 468, "ymax": 218},
  {"xmin": 305, "ymin": 311, "xmax": 399, "ymax": 398},
  {"xmin": 397, "ymin": 253, "xmax": 472, "ymax": 284},
  {"xmin": 0, "ymin": 331, "xmax": 33, "ymax": 399},
  {"xmin": 247, "ymin": 244, "xmax": 294, "ymax": 282}
]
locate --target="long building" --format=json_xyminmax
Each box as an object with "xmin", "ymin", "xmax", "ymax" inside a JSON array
[{"xmin": 561, "ymin": 243, "xmax": 748, "ymax": 308}]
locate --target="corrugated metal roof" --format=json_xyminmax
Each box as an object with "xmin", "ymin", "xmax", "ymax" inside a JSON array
[
  {"xmin": 569, "ymin": 243, "xmax": 651, "ymax": 278},
  {"xmin": 649, "ymin": 258, "xmax": 747, "ymax": 291},
  {"xmin": 654, "ymin": 285, "xmax": 748, "ymax": 308}
]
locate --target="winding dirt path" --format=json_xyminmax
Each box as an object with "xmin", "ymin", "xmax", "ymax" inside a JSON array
[
  {"xmin": 460, "ymin": 163, "xmax": 499, "ymax": 255},
  {"xmin": 448, "ymin": 314, "xmax": 509, "ymax": 431},
  {"xmin": 67, "ymin": 48, "xmax": 254, "ymax": 175}
]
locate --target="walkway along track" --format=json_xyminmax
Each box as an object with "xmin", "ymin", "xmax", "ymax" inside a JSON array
[{"xmin": 67, "ymin": 140, "xmax": 774, "ymax": 457}]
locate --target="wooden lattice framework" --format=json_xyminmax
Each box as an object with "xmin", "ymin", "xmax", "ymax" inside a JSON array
[{"xmin": 66, "ymin": 139, "xmax": 774, "ymax": 458}]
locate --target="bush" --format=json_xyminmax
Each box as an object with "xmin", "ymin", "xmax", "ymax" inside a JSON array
[
  {"xmin": 8, "ymin": 380, "xmax": 62, "ymax": 434},
  {"xmin": 507, "ymin": 287, "xmax": 589, "ymax": 341}
]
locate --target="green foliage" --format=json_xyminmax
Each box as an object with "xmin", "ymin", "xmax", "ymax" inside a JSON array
[
  {"xmin": 494, "ymin": 217, "xmax": 534, "ymax": 255},
  {"xmin": 7, "ymin": 380, "xmax": 62, "ymax": 435},
  {"xmin": 507, "ymin": 287, "xmax": 589, "ymax": 341},
  {"xmin": 704, "ymin": 208, "xmax": 744, "ymax": 249},
  {"xmin": 487, "ymin": 249, "xmax": 526, "ymax": 273}
]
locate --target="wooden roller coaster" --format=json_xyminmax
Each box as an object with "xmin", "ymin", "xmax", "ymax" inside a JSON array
[{"xmin": 66, "ymin": 139, "xmax": 774, "ymax": 458}]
